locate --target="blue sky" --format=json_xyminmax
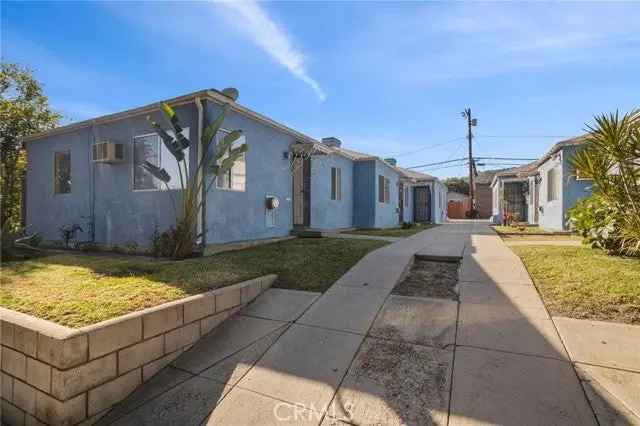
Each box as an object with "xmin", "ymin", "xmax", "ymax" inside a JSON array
[{"xmin": 3, "ymin": 1, "xmax": 639, "ymax": 178}]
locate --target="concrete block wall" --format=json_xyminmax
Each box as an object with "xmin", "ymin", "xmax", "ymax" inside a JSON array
[{"xmin": 0, "ymin": 275, "xmax": 276, "ymax": 425}]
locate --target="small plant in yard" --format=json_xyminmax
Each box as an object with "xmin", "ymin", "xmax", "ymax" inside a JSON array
[
  {"xmin": 59, "ymin": 224, "xmax": 83, "ymax": 248},
  {"xmin": 123, "ymin": 241, "xmax": 139, "ymax": 255},
  {"xmin": 144, "ymin": 87, "xmax": 247, "ymax": 259},
  {"xmin": 570, "ymin": 109, "xmax": 640, "ymax": 256},
  {"xmin": 0, "ymin": 220, "xmax": 42, "ymax": 261}
]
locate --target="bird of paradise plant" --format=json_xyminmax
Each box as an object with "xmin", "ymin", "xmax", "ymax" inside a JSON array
[{"xmin": 144, "ymin": 88, "xmax": 248, "ymax": 259}]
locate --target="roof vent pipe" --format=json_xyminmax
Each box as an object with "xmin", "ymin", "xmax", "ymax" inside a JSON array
[{"xmin": 321, "ymin": 137, "xmax": 342, "ymax": 148}]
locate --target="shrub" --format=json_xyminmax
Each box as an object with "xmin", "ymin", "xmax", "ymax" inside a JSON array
[{"xmin": 568, "ymin": 194, "xmax": 620, "ymax": 253}]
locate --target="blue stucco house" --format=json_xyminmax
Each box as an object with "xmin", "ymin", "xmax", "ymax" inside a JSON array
[
  {"xmin": 491, "ymin": 136, "xmax": 592, "ymax": 231},
  {"xmin": 23, "ymin": 88, "xmax": 446, "ymax": 250}
]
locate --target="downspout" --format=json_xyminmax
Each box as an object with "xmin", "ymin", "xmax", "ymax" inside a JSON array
[
  {"xmin": 89, "ymin": 121, "xmax": 97, "ymax": 242},
  {"xmin": 195, "ymin": 96, "xmax": 205, "ymax": 246}
]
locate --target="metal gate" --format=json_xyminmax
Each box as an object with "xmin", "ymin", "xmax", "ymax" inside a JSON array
[{"xmin": 414, "ymin": 186, "xmax": 431, "ymax": 223}]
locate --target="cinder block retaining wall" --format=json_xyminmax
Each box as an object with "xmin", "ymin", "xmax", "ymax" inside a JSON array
[{"xmin": 0, "ymin": 274, "xmax": 276, "ymax": 426}]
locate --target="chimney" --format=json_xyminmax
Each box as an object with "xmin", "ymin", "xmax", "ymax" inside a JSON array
[
  {"xmin": 384, "ymin": 158, "xmax": 397, "ymax": 166},
  {"xmin": 321, "ymin": 137, "xmax": 342, "ymax": 148}
]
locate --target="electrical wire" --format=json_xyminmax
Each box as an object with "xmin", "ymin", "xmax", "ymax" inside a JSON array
[
  {"xmin": 476, "ymin": 134, "xmax": 573, "ymax": 139},
  {"xmin": 389, "ymin": 136, "xmax": 467, "ymax": 158}
]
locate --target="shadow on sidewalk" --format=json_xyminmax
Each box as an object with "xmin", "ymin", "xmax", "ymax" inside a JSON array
[{"xmin": 97, "ymin": 224, "xmax": 617, "ymax": 426}]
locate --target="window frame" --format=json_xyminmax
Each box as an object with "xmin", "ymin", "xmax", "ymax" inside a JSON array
[
  {"xmin": 378, "ymin": 175, "xmax": 390, "ymax": 204},
  {"xmin": 547, "ymin": 167, "xmax": 559, "ymax": 202},
  {"xmin": 132, "ymin": 132, "xmax": 162, "ymax": 192},
  {"xmin": 53, "ymin": 150, "xmax": 72, "ymax": 195},
  {"xmin": 330, "ymin": 167, "xmax": 342, "ymax": 201},
  {"xmin": 404, "ymin": 186, "xmax": 409, "ymax": 207},
  {"xmin": 215, "ymin": 129, "xmax": 247, "ymax": 192}
]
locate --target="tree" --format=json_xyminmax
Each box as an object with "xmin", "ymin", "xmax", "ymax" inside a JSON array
[
  {"xmin": 145, "ymin": 88, "xmax": 247, "ymax": 259},
  {"xmin": 443, "ymin": 177, "xmax": 469, "ymax": 195},
  {"xmin": 1, "ymin": 63, "xmax": 61, "ymax": 228},
  {"xmin": 570, "ymin": 109, "xmax": 640, "ymax": 256}
]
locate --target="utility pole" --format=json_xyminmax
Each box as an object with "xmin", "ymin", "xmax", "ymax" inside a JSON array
[{"xmin": 461, "ymin": 108, "xmax": 478, "ymax": 216}]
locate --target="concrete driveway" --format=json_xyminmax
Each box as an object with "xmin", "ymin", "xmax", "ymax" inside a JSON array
[{"xmin": 97, "ymin": 221, "xmax": 634, "ymax": 425}]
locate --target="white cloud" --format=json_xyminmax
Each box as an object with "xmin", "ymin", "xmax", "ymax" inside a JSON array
[{"xmin": 217, "ymin": 0, "xmax": 326, "ymax": 101}]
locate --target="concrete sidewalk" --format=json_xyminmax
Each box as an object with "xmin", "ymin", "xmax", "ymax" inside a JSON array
[{"xmin": 100, "ymin": 221, "xmax": 611, "ymax": 425}]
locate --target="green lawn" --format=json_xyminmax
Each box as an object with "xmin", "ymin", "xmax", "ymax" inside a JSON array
[
  {"xmin": 0, "ymin": 238, "xmax": 388, "ymax": 328},
  {"xmin": 512, "ymin": 245, "xmax": 640, "ymax": 324},
  {"xmin": 344, "ymin": 224, "xmax": 437, "ymax": 238}
]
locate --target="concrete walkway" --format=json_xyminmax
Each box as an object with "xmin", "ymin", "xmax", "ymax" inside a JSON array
[{"xmin": 99, "ymin": 222, "xmax": 619, "ymax": 425}]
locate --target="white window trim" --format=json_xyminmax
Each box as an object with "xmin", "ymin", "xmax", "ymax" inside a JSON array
[
  {"xmin": 132, "ymin": 132, "xmax": 163, "ymax": 192},
  {"xmin": 132, "ymin": 129, "xmax": 191, "ymax": 192},
  {"xmin": 547, "ymin": 167, "xmax": 560, "ymax": 202},
  {"xmin": 378, "ymin": 175, "xmax": 390, "ymax": 204},
  {"xmin": 215, "ymin": 128, "xmax": 247, "ymax": 193}
]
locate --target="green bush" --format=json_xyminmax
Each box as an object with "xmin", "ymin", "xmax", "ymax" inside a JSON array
[{"xmin": 568, "ymin": 194, "xmax": 620, "ymax": 254}]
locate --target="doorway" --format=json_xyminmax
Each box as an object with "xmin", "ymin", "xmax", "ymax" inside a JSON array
[
  {"xmin": 414, "ymin": 186, "xmax": 431, "ymax": 223},
  {"xmin": 292, "ymin": 155, "xmax": 311, "ymax": 227}
]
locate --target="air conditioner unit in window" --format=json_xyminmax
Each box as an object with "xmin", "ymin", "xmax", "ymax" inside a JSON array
[{"xmin": 92, "ymin": 141, "xmax": 125, "ymax": 163}]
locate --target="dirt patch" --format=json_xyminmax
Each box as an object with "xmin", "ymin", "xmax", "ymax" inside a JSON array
[{"xmin": 392, "ymin": 259, "xmax": 459, "ymax": 300}]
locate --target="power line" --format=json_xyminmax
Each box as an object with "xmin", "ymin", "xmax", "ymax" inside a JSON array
[
  {"xmin": 407, "ymin": 158, "xmax": 468, "ymax": 169},
  {"xmin": 407, "ymin": 156, "xmax": 535, "ymax": 170},
  {"xmin": 476, "ymin": 134, "xmax": 573, "ymax": 139},
  {"xmin": 389, "ymin": 136, "xmax": 467, "ymax": 158},
  {"xmin": 474, "ymin": 156, "xmax": 537, "ymax": 161}
]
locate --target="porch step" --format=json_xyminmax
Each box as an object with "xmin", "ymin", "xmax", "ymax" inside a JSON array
[{"xmin": 291, "ymin": 229, "xmax": 326, "ymax": 238}]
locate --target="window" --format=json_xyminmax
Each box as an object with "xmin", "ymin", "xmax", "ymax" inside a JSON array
[
  {"xmin": 133, "ymin": 129, "xmax": 190, "ymax": 191},
  {"xmin": 378, "ymin": 175, "xmax": 390, "ymax": 203},
  {"xmin": 331, "ymin": 167, "xmax": 341, "ymax": 200},
  {"xmin": 547, "ymin": 168, "xmax": 559, "ymax": 202},
  {"xmin": 404, "ymin": 186, "xmax": 409, "ymax": 207},
  {"xmin": 133, "ymin": 135, "xmax": 160, "ymax": 190},
  {"xmin": 216, "ymin": 131, "xmax": 246, "ymax": 191},
  {"xmin": 54, "ymin": 151, "xmax": 71, "ymax": 194}
]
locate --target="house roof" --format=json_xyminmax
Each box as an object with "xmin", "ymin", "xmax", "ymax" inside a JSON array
[
  {"xmin": 536, "ymin": 134, "xmax": 588, "ymax": 167},
  {"xmin": 475, "ymin": 169, "xmax": 507, "ymax": 185},
  {"xmin": 489, "ymin": 135, "xmax": 588, "ymax": 187},
  {"xmin": 22, "ymin": 88, "xmax": 320, "ymax": 145},
  {"xmin": 23, "ymin": 87, "xmax": 434, "ymax": 182},
  {"xmin": 394, "ymin": 166, "xmax": 437, "ymax": 182}
]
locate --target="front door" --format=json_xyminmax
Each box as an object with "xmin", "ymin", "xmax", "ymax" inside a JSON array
[
  {"xmin": 292, "ymin": 156, "xmax": 311, "ymax": 227},
  {"xmin": 398, "ymin": 183, "xmax": 404, "ymax": 224},
  {"xmin": 414, "ymin": 186, "xmax": 431, "ymax": 223}
]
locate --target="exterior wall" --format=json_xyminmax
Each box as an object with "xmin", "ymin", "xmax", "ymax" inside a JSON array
[
  {"xmin": 203, "ymin": 101, "xmax": 294, "ymax": 245},
  {"xmin": 26, "ymin": 104, "xmax": 196, "ymax": 247},
  {"xmin": 537, "ymin": 152, "xmax": 564, "ymax": 231},
  {"xmin": 491, "ymin": 182, "xmax": 501, "ymax": 223},
  {"xmin": 309, "ymin": 154, "xmax": 354, "ymax": 230},
  {"xmin": 432, "ymin": 180, "xmax": 447, "ymax": 224},
  {"xmin": 373, "ymin": 160, "xmax": 400, "ymax": 228},
  {"xmin": 475, "ymin": 183, "xmax": 493, "ymax": 219},
  {"xmin": 562, "ymin": 145, "xmax": 593, "ymax": 229},
  {"xmin": 353, "ymin": 161, "xmax": 376, "ymax": 228},
  {"xmin": 0, "ymin": 275, "xmax": 274, "ymax": 426},
  {"xmin": 526, "ymin": 175, "xmax": 537, "ymax": 224},
  {"xmin": 401, "ymin": 181, "xmax": 414, "ymax": 223}
]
